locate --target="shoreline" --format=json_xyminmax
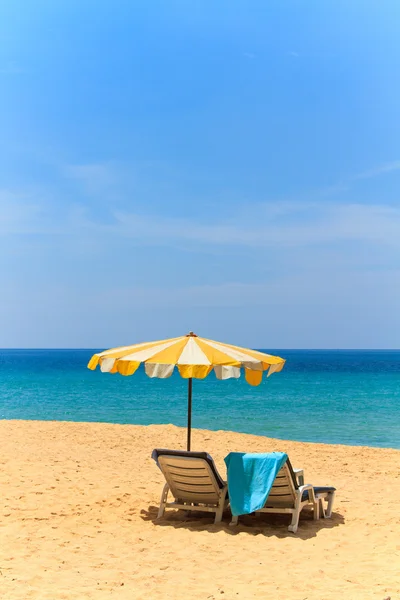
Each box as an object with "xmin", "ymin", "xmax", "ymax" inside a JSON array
[
  {"xmin": 1, "ymin": 420, "xmax": 399, "ymax": 599},
  {"xmin": 2, "ymin": 417, "xmax": 400, "ymax": 451}
]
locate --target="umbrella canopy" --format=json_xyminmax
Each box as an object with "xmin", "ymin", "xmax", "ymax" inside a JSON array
[{"xmin": 88, "ymin": 332, "xmax": 285, "ymax": 449}]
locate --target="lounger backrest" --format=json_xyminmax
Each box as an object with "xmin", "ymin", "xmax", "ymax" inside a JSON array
[
  {"xmin": 265, "ymin": 459, "xmax": 298, "ymax": 507},
  {"xmin": 152, "ymin": 449, "xmax": 226, "ymax": 488},
  {"xmin": 157, "ymin": 454, "xmax": 222, "ymax": 505}
]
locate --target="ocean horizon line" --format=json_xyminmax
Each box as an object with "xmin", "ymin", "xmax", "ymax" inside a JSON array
[{"xmin": 1, "ymin": 347, "xmax": 400, "ymax": 352}]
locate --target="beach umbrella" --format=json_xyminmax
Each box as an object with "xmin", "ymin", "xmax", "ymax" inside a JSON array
[{"xmin": 87, "ymin": 332, "xmax": 285, "ymax": 450}]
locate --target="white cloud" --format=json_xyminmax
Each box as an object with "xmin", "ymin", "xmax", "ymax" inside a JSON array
[
  {"xmin": 92, "ymin": 268, "xmax": 400, "ymax": 309},
  {"xmin": 113, "ymin": 202, "xmax": 400, "ymax": 249},
  {"xmin": 0, "ymin": 189, "xmax": 97, "ymax": 236},
  {"xmin": 4, "ymin": 267, "xmax": 397, "ymax": 348},
  {"xmin": 1, "ymin": 183, "xmax": 399, "ymax": 348},
  {"xmin": 319, "ymin": 159, "xmax": 400, "ymax": 198},
  {"xmin": 352, "ymin": 160, "xmax": 400, "ymax": 181},
  {"xmin": 64, "ymin": 163, "xmax": 117, "ymax": 195},
  {"xmin": 0, "ymin": 190, "xmax": 50, "ymax": 234},
  {"xmin": 2, "ymin": 186, "xmax": 400, "ymax": 252}
]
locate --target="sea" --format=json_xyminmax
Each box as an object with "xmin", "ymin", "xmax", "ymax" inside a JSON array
[{"xmin": 1, "ymin": 349, "xmax": 399, "ymax": 449}]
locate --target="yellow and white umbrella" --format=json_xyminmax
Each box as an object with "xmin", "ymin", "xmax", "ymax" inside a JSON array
[{"xmin": 88, "ymin": 332, "xmax": 285, "ymax": 450}]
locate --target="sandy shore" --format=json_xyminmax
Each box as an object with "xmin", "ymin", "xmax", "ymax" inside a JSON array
[{"xmin": 0, "ymin": 420, "xmax": 399, "ymax": 599}]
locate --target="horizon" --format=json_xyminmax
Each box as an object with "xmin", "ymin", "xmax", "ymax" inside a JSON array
[
  {"xmin": 1, "ymin": 1, "xmax": 400, "ymax": 349},
  {"xmin": 2, "ymin": 346, "xmax": 399, "ymax": 352}
]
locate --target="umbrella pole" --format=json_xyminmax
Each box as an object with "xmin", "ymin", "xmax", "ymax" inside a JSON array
[{"xmin": 187, "ymin": 377, "xmax": 192, "ymax": 451}]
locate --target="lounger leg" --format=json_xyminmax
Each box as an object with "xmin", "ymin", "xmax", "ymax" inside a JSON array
[
  {"xmin": 313, "ymin": 499, "xmax": 320, "ymax": 520},
  {"xmin": 214, "ymin": 488, "xmax": 227, "ymax": 524},
  {"xmin": 214, "ymin": 506, "xmax": 223, "ymax": 524},
  {"xmin": 157, "ymin": 483, "xmax": 169, "ymax": 519},
  {"xmin": 288, "ymin": 510, "xmax": 300, "ymax": 533},
  {"xmin": 318, "ymin": 497, "xmax": 326, "ymax": 518},
  {"xmin": 325, "ymin": 491, "xmax": 335, "ymax": 518},
  {"xmin": 288, "ymin": 496, "xmax": 301, "ymax": 533},
  {"xmin": 229, "ymin": 515, "xmax": 239, "ymax": 527}
]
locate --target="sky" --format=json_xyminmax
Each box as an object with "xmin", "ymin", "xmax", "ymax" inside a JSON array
[{"xmin": 1, "ymin": 0, "xmax": 400, "ymax": 349}]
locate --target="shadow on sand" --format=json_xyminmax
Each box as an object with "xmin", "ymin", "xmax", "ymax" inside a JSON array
[{"xmin": 140, "ymin": 505, "xmax": 345, "ymax": 540}]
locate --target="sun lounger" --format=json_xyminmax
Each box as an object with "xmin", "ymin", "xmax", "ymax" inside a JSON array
[
  {"xmin": 152, "ymin": 449, "xmax": 229, "ymax": 524},
  {"xmin": 228, "ymin": 454, "xmax": 335, "ymax": 533}
]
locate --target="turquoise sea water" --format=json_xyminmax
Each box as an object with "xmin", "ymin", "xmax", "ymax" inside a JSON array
[{"xmin": 1, "ymin": 349, "xmax": 399, "ymax": 448}]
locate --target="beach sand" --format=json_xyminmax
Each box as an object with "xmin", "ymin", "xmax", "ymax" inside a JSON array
[{"xmin": 0, "ymin": 420, "xmax": 399, "ymax": 599}]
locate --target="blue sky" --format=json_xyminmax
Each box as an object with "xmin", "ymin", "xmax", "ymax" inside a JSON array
[{"xmin": 1, "ymin": 0, "xmax": 399, "ymax": 348}]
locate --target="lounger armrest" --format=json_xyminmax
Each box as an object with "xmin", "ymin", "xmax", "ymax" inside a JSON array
[
  {"xmin": 293, "ymin": 468, "xmax": 304, "ymax": 486},
  {"xmin": 298, "ymin": 484, "xmax": 316, "ymax": 502}
]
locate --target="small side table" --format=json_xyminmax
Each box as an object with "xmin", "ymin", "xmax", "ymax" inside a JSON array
[{"xmin": 293, "ymin": 468, "xmax": 304, "ymax": 486}]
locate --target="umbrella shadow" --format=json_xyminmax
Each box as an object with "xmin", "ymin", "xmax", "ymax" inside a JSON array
[{"xmin": 140, "ymin": 505, "xmax": 345, "ymax": 539}]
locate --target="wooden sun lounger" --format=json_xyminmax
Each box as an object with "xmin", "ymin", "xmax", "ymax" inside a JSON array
[
  {"xmin": 230, "ymin": 458, "xmax": 335, "ymax": 533},
  {"xmin": 152, "ymin": 449, "xmax": 229, "ymax": 524}
]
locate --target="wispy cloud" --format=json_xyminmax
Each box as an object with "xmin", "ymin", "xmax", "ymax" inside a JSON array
[
  {"xmin": 92, "ymin": 268, "xmax": 400, "ymax": 310},
  {"xmin": 0, "ymin": 190, "xmax": 48, "ymax": 234},
  {"xmin": 2, "ymin": 182, "xmax": 399, "ymax": 349},
  {"xmin": 3, "ymin": 187, "xmax": 399, "ymax": 251},
  {"xmin": 352, "ymin": 160, "xmax": 400, "ymax": 181},
  {"xmin": 0, "ymin": 189, "xmax": 94, "ymax": 236},
  {"xmin": 64, "ymin": 163, "xmax": 117, "ymax": 195},
  {"xmin": 320, "ymin": 159, "xmax": 400, "ymax": 198},
  {"xmin": 113, "ymin": 202, "xmax": 400, "ymax": 249}
]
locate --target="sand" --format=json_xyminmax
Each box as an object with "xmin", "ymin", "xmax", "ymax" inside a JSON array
[{"xmin": 0, "ymin": 420, "xmax": 399, "ymax": 600}]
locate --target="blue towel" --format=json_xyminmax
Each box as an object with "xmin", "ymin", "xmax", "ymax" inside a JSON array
[{"xmin": 224, "ymin": 452, "xmax": 288, "ymax": 516}]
